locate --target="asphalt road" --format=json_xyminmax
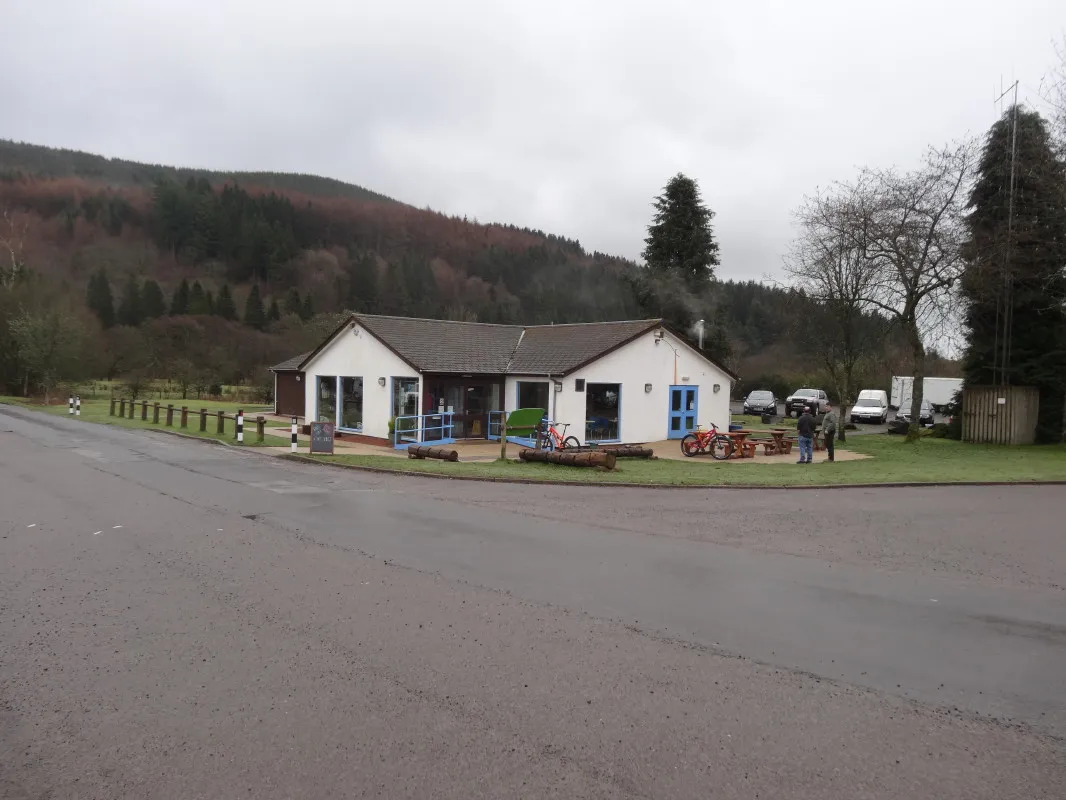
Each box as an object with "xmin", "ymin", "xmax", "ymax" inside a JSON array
[{"xmin": 2, "ymin": 406, "xmax": 1064, "ymax": 799}]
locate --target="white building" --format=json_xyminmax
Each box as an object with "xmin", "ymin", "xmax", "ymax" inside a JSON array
[{"xmin": 294, "ymin": 314, "xmax": 735, "ymax": 446}]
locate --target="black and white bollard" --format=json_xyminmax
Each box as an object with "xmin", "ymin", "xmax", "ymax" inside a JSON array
[
  {"xmin": 236, "ymin": 410, "xmax": 244, "ymax": 444},
  {"xmin": 68, "ymin": 396, "xmax": 74, "ymax": 415},
  {"xmin": 75, "ymin": 396, "xmax": 81, "ymax": 416},
  {"xmin": 291, "ymin": 416, "xmax": 298, "ymax": 453}
]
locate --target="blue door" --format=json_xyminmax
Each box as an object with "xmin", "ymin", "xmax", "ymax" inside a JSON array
[{"xmin": 668, "ymin": 386, "xmax": 698, "ymax": 439}]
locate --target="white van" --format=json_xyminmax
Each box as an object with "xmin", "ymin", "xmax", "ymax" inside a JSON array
[{"xmin": 850, "ymin": 390, "xmax": 889, "ymax": 424}]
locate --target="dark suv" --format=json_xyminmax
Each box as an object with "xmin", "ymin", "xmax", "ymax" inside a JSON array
[
  {"xmin": 742, "ymin": 390, "xmax": 778, "ymax": 416},
  {"xmin": 784, "ymin": 388, "xmax": 826, "ymax": 417}
]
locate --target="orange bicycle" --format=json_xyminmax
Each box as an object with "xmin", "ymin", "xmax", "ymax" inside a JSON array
[
  {"xmin": 680, "ymin": 424, "xmax": 734, "ymax": 460},
  {"xmin": 538, "ymin": 419, "xmax": 581, "ymax": 451}
]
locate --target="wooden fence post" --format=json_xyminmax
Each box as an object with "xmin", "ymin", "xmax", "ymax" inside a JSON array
[
  {"xmin": 199, "ymin": 409, "xmax": 208, "ymax": 432},
  {"xmin": 256, "ymin": 416, "xmax": 265, "ymax": 443},
  {"xmin": 128, "ymin": 399, "xmax": 135, "ymax": 419},
  {"xmin": 109, "ymin": 398, "xmax": 116, "ymax": 416},
  {"xmin": 216, "ymin": 410, "xmax": 225, "ymax": 435},
  {"xmin": 153, "ymin": 402, "xmax": 160, "ymax": 424},
  {"xmin": 166, "ymin": 404, "xmax": 174, "ymax": 426},
  {"xmin": 141, "ymin": 401, "xmax": 148, "ymax": 421},
  {"xmin": 499, "ymin": 416, "xmax": 507, "ymax": 461},
  {"xmin": 119, "ymin": 399, "xmax": 126, "ymax": 417},
  {"xmin": 180, "ymin": 406, "xmax": 188, "ymax": 428}
]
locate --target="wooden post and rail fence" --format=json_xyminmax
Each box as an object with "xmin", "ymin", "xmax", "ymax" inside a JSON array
[{"xmin": 102, "ymin": 398, "xmax": 266, "ymax": 443}]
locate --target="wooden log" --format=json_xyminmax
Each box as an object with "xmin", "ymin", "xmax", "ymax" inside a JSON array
[
  {"xmin": 153, "ymin": 402, "xmax": 160, "ymax": 424},
  {"xmin": 199, "ymin": 409, "xmax": 208, "ymax": 432},
  {"xmin": 109, "ymin": 398, "xmax": 116, "ymax": 416},
  {"xmin": 216, "ymin": 410, "xmax": 225, "ymax": 434},
  {"xmin": 119, "ymin": 399, "xmax": 126, "ymax": 417},
  {"xmin": 604, "ymin": 446, "xmax": 653, "ymax": 459},
  {"xmin": 141, "ymin": 401, "xmax": 148, "ymax": 421},
  {"xmin": 256, "ymin": 416, "xmax": 265, "ymax": 443},
  {"xmin": 408, "ymin": 444, "xmax": 459, "ymax": 462},
  {"xmin": 180, "ymin": 406, "xmax": 188, "ymax": 428},
  {"xmin": 519, "ymin": 448, "xmax": 616, "ymax": 470},
  {"xmin": 165, "ymin": 404, "xmax": 174, "ymax": 426}
]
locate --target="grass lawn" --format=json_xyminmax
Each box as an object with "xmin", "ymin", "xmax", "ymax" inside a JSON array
[
  {"xmin": 294, "ymin": 435, "xmax": 1066, "ymax": 486},
  {"xmin": 731, "ymin": 414, "xmax": 798, "ymax": 431},
  {"xmin": 0, "ymin": 396, "xmax": 287, "ymax": 448}
]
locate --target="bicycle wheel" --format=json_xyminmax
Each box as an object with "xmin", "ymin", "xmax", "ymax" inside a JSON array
[
  {"xmin": 709, "ymin": 435, "xmax": 734, "ymax": 461},
  {"xmin": 541, "ymin": 436, "xmax": 556, "ymax": 451},
  {"xmin": 680, "ymin": 433, "xmax": 702, "ymax": 457},
  {"xmin": 562, "ymin": 436, "xmax": 581, "ymax": 450}
]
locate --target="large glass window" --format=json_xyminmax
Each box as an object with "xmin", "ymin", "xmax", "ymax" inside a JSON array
[
  {"xmin": 316, "ymin": 376, "xmax": 337, "ymax": 423},
  {"xmin": 340, "ymin": 377, "xmax": 363, "ymax": 430},
  {"xmin": 392, "ymin": 377, "xmax": 419, "ymax": 418},
  {"xmin": 586, "ymin": 383, "xmax": 620, "ymax": 442},
  {"xmin": 517, "ymin": 381, "xmax": 549, "ymax": 413}
]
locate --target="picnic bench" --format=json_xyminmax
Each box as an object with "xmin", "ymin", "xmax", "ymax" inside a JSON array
[
  {"xmin": 726, "ymin": 430, "xmax": 758, "ymax": 459},
  {"xmin": 748, "ymin": 428, "xmax": 794, "ymax": 456}
]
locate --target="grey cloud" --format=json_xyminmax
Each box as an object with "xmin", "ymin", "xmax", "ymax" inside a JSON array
[{"xmin": 4, "ymin": 0, "xmax": 1066, "ymax": 282}]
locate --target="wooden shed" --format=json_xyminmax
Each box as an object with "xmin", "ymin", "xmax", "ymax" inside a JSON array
[
  {"xmin": 962, "ymin": 385, "xmax": 1039, "ymax": 445},
  {"xmin": 270, "ymin": 352, "xmax": 309, "ymax": 418}
]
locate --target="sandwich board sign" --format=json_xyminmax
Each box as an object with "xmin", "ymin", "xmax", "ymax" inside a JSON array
[{"xmin": 310, "ymin": 421, "xmax": 335, "ymax": 454}]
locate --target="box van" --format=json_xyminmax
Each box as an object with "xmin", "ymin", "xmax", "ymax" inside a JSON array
[{"xmin": 850, "ymin": 390, "xmax": 889, "ymax": 424}]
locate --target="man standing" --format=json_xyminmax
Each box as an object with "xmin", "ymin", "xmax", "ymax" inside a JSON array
[
  {"xmin": 822, "ymin": 402, "xmax": 838, "ymax": 463},
  {"xmin": 796, "ymin": 406, "xmax": 815, "ymax": 464}
]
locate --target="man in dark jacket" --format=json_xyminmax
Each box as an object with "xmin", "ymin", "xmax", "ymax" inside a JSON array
[
  {"xmin": 822, "ymin": 402, "xmax": 838, "ymax": 462},
  {"xmin": 796, "ymin": 406, "xmax": 815, "ymax": 464}
]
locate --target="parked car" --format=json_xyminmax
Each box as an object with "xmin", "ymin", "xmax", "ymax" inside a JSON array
[
  {"xmin": 897, "ymin": 398, "xmax": 935, "ymax": 426},
  {"xmin": 784, "ymin": 388, "xmax": 827, "ymax": 417},
  {"xmin": 849, "ymin": 390, "xmax": 889, "ymax": 424},
  {"xmin": 742, "ymin": 390, "xmax": 778, "ymax": 416}
]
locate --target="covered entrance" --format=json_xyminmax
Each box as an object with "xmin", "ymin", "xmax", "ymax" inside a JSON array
[
  {"xmin": 423, "ymin": 376, "xmax": 504, "ymax": 439},
  {"xmin": 668, "ymin": 386, "xmax": 698, "ymax": 439}
]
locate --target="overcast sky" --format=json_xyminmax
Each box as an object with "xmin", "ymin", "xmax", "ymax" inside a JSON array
[{"xmin": 3, "ymin": 0, "xmax": 1065, "ymax": 281}]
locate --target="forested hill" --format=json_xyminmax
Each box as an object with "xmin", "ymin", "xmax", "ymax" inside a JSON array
[
  {"xmin": 0, "ymin": 139, "xmax": 912, "ymax": 400},
  {"xmin": 0, "ymin": 140, "xmax": 399, "ymax": 204}
]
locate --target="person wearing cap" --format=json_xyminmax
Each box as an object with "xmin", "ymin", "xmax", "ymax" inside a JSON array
[
  {"xmin": 822, "ymin": 402, "xmax": 838, "ymax": 462},
  {"xmin": 796, "ymin": 406, "xmax": 815, "ymax": 464}
]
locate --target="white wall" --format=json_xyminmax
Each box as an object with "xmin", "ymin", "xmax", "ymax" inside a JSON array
[
  {"xmin": 303, "ymin": 323, "xmax": 420, "ymax": 440},
  {"xmin": 550, "ymin": 329, "xmax": 732, "ymax": 445}
]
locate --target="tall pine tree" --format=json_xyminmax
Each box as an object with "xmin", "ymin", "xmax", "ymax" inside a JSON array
[
  {"xmin": 86, "ymin": 268, "xmax": 115, "ymax": 329},
  {"xmin": 214, "ymin": 283, "xmax": 238, "ymax": 320},
  {"xmin": 642, "ymin": 173, "xmax": 720, "ymax": 290},
  {"xmin": 266, "ymin": 298, "xmax": 281, "ymax": 325},
  {"xmin": 961, "ymin": 105, "xmax": 1066, "ymax": 443},
  {"xmin": 141, "ymin": 279, "xmax": 166, "ymax": 319},
  {"xmin": 188, "ymin": 281, "xmax": 211, "ymax": 315},
  {"xmin": 244, "ymin": 284, "xmax": 266, "ymax": 330},
  {"xmin": 299, "ymin": 293, "xmax": 314, "ymax": 321},
  {"xmin": 116, "ymin": 275, "xmax": 142, "ymax": 327},
  {"xmin": 170, "ymin": 279, "xmax": 191, "ymax": 315},
  {"xmin": 283, "ymin": 287, "xmax": 302, "ymax": 317}
]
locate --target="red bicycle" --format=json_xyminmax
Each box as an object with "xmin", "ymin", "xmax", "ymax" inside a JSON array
[
  {"xmin": 539, "ymin": 420, "xmax": 581, "ymax": 451},
  {"xmin": 680, "ymin": 424, "xmax": 734, "ymax": 460}
]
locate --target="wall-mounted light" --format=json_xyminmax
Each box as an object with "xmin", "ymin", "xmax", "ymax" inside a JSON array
[
  {"xmin": 295, "ymin": 375, "xmax": 301, "ymax": 382},
  {"xmin": 713, "ymin": 383, "xmax": 721, "ymax": 393},
  {"xmin": 553, "ymin": 381, "xmax": 563, "ymax": 393},
  {"xmin": 378, "ymin": 377, "xmax": 386, "ymax": 386},
  {"xmin": 681, "ymin": 375, "xmax": 690, "ymax": 382},
  {"xmin": 644, "ymin": 383, "xmax": 652, "ymax": 393}
]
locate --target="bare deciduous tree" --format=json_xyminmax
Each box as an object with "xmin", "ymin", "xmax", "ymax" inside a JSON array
[
  {"xmin": 785, "ymin": 189, "xmax": 881, "ymax": 442},
  {"xmin": 0, "ymin": 208, "xmax": 29, "ymax": 288},
  {"xmin": 788, "ymin": 142, "xmax": 974, "ymax": 440}
]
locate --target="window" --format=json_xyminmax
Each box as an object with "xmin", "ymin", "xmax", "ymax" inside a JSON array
[
  {"xmin": 586, "ymin": 383, "xmax": 620, "ymax": 442},
  {"xmin": 517, "ymin": 381, "xmax": 549, "ymax": 413},
  {"xmin": 392, "ymin": 377, "xmax": 419, "ymax": 419},
  {"xmin": 316, "ymin": 376, "xmax": 337, "ymax": 423},
  {"xmin": 340, "ymin": 377, "xmax": 363, "ymax": 430},
  {"xmin": 575, "ymin": 379, "xmax": 586, "ymax": 392}
]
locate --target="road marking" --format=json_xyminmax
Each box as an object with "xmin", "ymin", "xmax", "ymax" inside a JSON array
[
  {"xmin": 27, "ymin": 524, "xmax": 36, "ymax": 528},
  {"xmin": 930, "ymin": 599, "xmax": 938, "ymax": 602},
  {"xmin": 93, "ymin": 531, "xmax": 102, "ymax": 535},
  {"xmin": 112, "ymin": 525, "xmax": 123, "ymax": 529}
]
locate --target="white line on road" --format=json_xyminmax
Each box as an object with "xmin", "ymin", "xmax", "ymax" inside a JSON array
[
  {"xmin": 112, "ymin": 525, "xmax": 123, "ymax": 529},
  {"xmin": 93, "ymin": 531, "xmax": 102, "ymax": 535},
  {"xmin": 27, "ymin": 523, "xmax": 36, "ymax": 528}
]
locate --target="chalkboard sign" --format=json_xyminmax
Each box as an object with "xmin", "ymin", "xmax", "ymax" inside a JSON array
[{"xmin": 310, "ymin": 421, "xmax": 335, "ymax": 454}]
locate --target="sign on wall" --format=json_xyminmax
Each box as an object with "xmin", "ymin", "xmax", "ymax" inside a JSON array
[{"xmin": 310, "ymin": 421, "xmax": 335, "ymax": 454}]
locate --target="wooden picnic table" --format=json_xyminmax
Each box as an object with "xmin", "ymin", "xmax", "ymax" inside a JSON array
[
  {"xmin": 726, "ymin": 429, "xmax": 757, "ymax": 459},
  {"xmin": 763, "ymin": 428, "xmax": 793, "ymax": 456}
]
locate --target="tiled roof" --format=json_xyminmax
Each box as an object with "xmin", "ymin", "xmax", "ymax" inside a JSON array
[
  {"xmin": 355, "ymin": 315, "xmax": 523, "ymax": 373},
  {"xmin": 270, "ymin": 352, "xmax": 310, "ymax": 372},
  {"xmin": 508, "ymin": 320, "xmax": 660, "ymax": 374},
  {"xmin": 292, "ymin": 315, "xmax": 732, "ymax": 377}
]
